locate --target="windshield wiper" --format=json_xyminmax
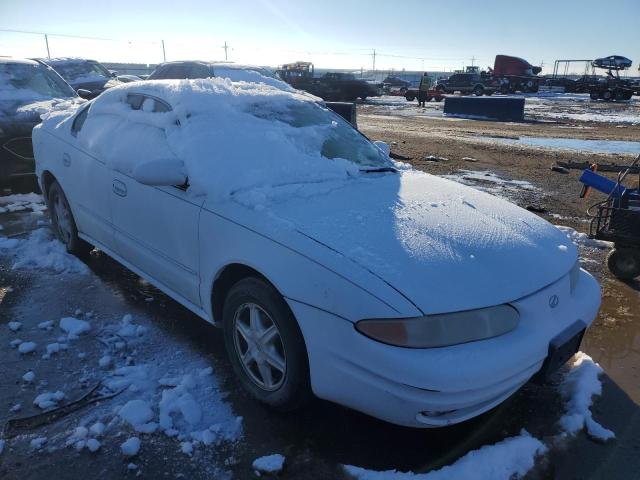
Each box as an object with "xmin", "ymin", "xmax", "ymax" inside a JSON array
[{"xmin": 360, "ymin": 166, "xmax": 398, "ymax": 174}]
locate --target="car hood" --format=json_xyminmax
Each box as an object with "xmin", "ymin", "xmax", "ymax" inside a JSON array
[
  {"xmin": 238, "ymin": 170, "xmax": 577, "ymax": 315},
  {"xmin": 0, "ymin": 98, "xmax": 78, "ymax": 127}
]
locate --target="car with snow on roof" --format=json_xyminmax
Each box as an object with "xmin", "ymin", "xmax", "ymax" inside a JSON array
[
  {"xmin": 0, "ymin": 57, "xmax": 80, "ymax": 188},
  {"xmin": 32, "ymin": 78, "xmax": 601, "ymax": 428},
  {"xmin": 40, "ymin": 57, "xmax": 121, "ymax": 99},
  {"xmin": 147, "ymin": 60, "xmax": 358, "ymax": 128}
]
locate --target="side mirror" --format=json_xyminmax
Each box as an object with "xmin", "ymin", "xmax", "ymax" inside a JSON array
[
  {"xmin": 373, "ymin": 140, "xmax": 390, "ymax": 157},
  {"xmin": 110, "ymin": 71, "xmax": 118, "ymax": 77},
  {"xmin": 76, "ymin": 89, "xmax": 92, "ymax": 99},
  {"xmin": 132, "ymin": 158, "xmax": 187, "ymax": 187}
]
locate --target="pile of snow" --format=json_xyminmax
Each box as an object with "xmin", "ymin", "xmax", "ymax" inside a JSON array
[
  {"xmin": 0, "ymin": 193, "xmax": 46, "ymax": 214},
  {"xmin": 30, "ymin": 437, "xmax": 47, "ymax": 450},
  {"xmin": 344, "ymin": 430, "xmax": 546, "ymax": 480},
  {"xmin": 8, "ymin": 321, "xmax": 22, "ymax": 331},
  {"xmin": 39, "ymin": 78, "xmax": 393, "ymax": 200},
  {"xmin": 18, "ymin": 341, "xmax": 37, "ymax": 354},
  {"xmin": 59, "ymin": 316, "xmax": 91, "ymax": 339},
  {"xmin": 555, "ymin": 225, "xmax": 613, "ymax": 249},
  {"xmin": 96, "ymin": 313, "xmax": 242, "ymax": 454},
  {"xmin": 67, "ymin": 425, "xmax": 103, "ymax": 452},
  {"xmin": 120, "ymin": 437, "xmax": 141, "ymax": 457},
  {"xmin": 33, "ymin": 391, "xmax": 65, "ymax": 409},
  {"xmin": 253, "ymin": 454, "xmax": 286, "ymax": 475},
  {"xmin": 0, "ymin": 228, "xmax": 88, "ymax": 274},
  {"xmin": 559, "ymin": 352, "xmax": 615, "ymax": 441}
]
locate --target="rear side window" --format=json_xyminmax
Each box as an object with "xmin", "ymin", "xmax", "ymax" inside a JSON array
[{"xmin": 71, "ymin": 104, "xmax": 90, "ymax": 136}]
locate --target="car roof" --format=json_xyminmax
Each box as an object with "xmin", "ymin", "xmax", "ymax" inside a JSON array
[
  {"xmin": 41, "ymin": 57, "xmax": 99, "ymax": 65},
  {"xmin": 157, "ymin": 60, "xmax": 269, "ymax": 71},
  {"xmin": 0, "ymin": 56, "xmax": 40, "ymax": 66}
]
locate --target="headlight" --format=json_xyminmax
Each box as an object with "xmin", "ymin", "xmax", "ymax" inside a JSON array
[
  {"xmin": 355, "ymin": 304, "xmax": 519, "ymax": 348},
  {"xmin": 570, "ymin": 260, "xmax": 581, "ymax": 294}
]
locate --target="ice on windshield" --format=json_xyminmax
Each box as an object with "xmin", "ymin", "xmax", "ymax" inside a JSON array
[
  {"xmin": 249, "ymin": 101, "xmax": 388, "ymax": 168},
  {"xmin": 0, "ymin": 63, "xmax": 76, "ymax": 102},
  {"xmin": 48, "ymin": 59, "xmax": 110, "ymax": 85}
]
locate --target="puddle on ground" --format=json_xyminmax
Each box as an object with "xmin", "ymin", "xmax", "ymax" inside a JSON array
[{"xmin": 480, "ymin": 136, "xmax": 640, "ymax": 155}]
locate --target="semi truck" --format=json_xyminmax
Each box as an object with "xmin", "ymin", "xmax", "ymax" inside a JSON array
[
  {"xmin": 435, "ymin": 55, "xmax": 543, "ymax": 95},
  {"xmin": 489, "ymin": 55, "xmax": 543, "ymax": 93}
]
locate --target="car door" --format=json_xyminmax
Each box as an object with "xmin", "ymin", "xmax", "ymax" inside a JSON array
[
  {"xmin": 110, "ymin": 94, "xmax": 204, "ymax": 307},
  {"xmin": 60, "ymin": 103, "xmax": 114, "ymax": 248}
]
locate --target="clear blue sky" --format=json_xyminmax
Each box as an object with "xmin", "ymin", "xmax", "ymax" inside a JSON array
[{"xmin": 1, "ymin": 0, "xmax": 638, "ymax": 73}]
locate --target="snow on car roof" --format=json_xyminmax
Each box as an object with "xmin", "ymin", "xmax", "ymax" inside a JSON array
[
  {"xmin": 43, "ymin": 78, "xmax": 369, "ymax": 199},
  {"xmin": 0, "ymin": 57, "xmax": 40, "ymax": 65},
  {"xmin": 43, "ymin": 57, "xmax": 99, "ymax": 65}
]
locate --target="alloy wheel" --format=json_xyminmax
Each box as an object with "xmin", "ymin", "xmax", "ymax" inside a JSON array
[
  {"xmin": 233, "ymin": 302, "xmax": 287, "ymax": 391},
  {"xmin": 53, "ymin": 193, "xmax": 72, "ymax": 245}
]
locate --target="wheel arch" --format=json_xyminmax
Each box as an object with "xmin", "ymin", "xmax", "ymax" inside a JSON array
[
  {"xmin": 40, "ymin": 170, "xmax": 57, "ymax": 202},
  {"xmin": 210, "ymin": 262, "xmax": 284, "ymax": 325}
]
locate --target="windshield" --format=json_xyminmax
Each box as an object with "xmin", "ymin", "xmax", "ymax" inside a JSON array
[
  {"xmin": 0, "ymin": 62, "xmax": 76, "ymax": 100},
  {"xmin": 252, "ymin": 102, "xmax": 390, "ymax": 169},
  {"xmin": 51, "ymin": 61, "xmax": 110, "ymax": 84}
]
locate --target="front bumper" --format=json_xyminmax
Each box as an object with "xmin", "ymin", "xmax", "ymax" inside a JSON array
[{"xmin": 289, "ymin": 268, "xmax": 601, "ymax": 428}]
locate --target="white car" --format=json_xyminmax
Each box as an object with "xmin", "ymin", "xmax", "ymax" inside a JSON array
[{"xmin": 32, "ymin": 79, "xmax": 601, "ymax": 428}]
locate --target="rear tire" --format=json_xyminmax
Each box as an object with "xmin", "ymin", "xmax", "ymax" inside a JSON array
[
  {"xmin": 607, "ymin": 248, "xmax": 640, "ymax": 280},
  {"xmin": 473, "ymin": 85, "xmax": 484, "ymax": 96},
  {"xmin": 590, "ymin": 90, "xmax": 600, "ymax": 100},
  {"xmin": 47, "ymin": 181, "xmax": 92, "ymax": 256},
  {"xmin": 222, "ymin": 277, "xmax": 311, "ymax": 410}
]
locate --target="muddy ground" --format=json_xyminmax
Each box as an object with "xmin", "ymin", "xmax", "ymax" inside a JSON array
[{"xmin": 0, "ymin": 94, "xmax": 639, "ymax": 479}]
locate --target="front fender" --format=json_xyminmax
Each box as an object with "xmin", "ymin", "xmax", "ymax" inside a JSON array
[{"xmin": 198, "ymin": 207, "xmax": 422, "ymax": 324}]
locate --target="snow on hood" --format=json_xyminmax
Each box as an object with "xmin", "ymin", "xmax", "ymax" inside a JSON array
[
  {"xmin": 236, "ymin": 170, "xmax": 577, "ymax": 314},
  {"xmin": 59, "ymin": 79, "xmax": 359, "ymax": 197}
]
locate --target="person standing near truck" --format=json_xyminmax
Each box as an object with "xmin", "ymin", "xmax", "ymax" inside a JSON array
[{"xmin": 418, "ymin": 72, "xmax": 432, "ymax": 106}]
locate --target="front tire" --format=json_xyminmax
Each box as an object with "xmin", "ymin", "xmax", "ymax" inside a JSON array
[
  {"xmin": 222, "ymin": 277, "xmax": 311, "ymax": 410},
  {"xmin": 48, "ymin": 181, "xmax": 92, "ymax": 256},
  {"xmin": 607, "ymin": 248, "xmax": 640, "ymax": 280}
]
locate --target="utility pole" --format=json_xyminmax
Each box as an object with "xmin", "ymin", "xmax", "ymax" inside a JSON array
[
  {"xmin": 161, "ymin": 39, "xmax": 166, "ymax": 62},
  {"xmin": 44, "ymin": 34, "xmax": 50, "ymax": 59},
  {"xmin": 372, "ymin": 49, "xmax": 376, "ymax": 73},
  {"xmin": 222, "ymin": 41, "xmax": 230, "ymax": 61},
  {"xmin": 470, "ymin": 56, "xmax": 476, "ymax": 67}
]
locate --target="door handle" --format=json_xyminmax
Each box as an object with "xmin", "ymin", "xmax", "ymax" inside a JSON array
[
  {"xmin": 63, "ymin": 153, "xmax": 71, "ymax": 167},
  {"xmin": 112, "ymin": 180, "xmax": 127, "ymax": 197}
]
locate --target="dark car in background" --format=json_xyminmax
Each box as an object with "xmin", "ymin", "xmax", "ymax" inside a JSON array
[
  {"xmin": 40, "ymin": 57, "xmax": 120, "ymax": 99},
  {"xmin": 0, "ymin": 57, "xmax": 79, "ymax": 188},
  {"xmin": 148, "ymin": 61, "xmax": 279, "ymax": 81}
]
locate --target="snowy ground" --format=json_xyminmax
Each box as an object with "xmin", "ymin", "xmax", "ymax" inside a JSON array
[
  {"xmin": 1, "ymin": 194, "xmax": 638, "ymax": 479},
  {"xmin": 365, "ymin": 93, "xmax": 640, "ymax": 126}
]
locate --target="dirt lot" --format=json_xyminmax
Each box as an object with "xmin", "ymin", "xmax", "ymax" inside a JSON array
[{"xmin": 1, "ymin": 93, "xmax": 639, "ymax": 479}]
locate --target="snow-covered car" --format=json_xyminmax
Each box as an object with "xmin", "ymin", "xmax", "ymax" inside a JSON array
[
  {"xmin": 147, "ymin": 60, "xmax": 357, "ymax": 128},
  {"xmin": 0, "ymin": 57, "xmax": 80, "ymax": 187},
  {"xmin": 32, "ymin": 79, "xmax": 601, "ymax": 428},
  {"xmin": 40, "ymin": 58, "xmax": 121, "ymax": 99}
]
